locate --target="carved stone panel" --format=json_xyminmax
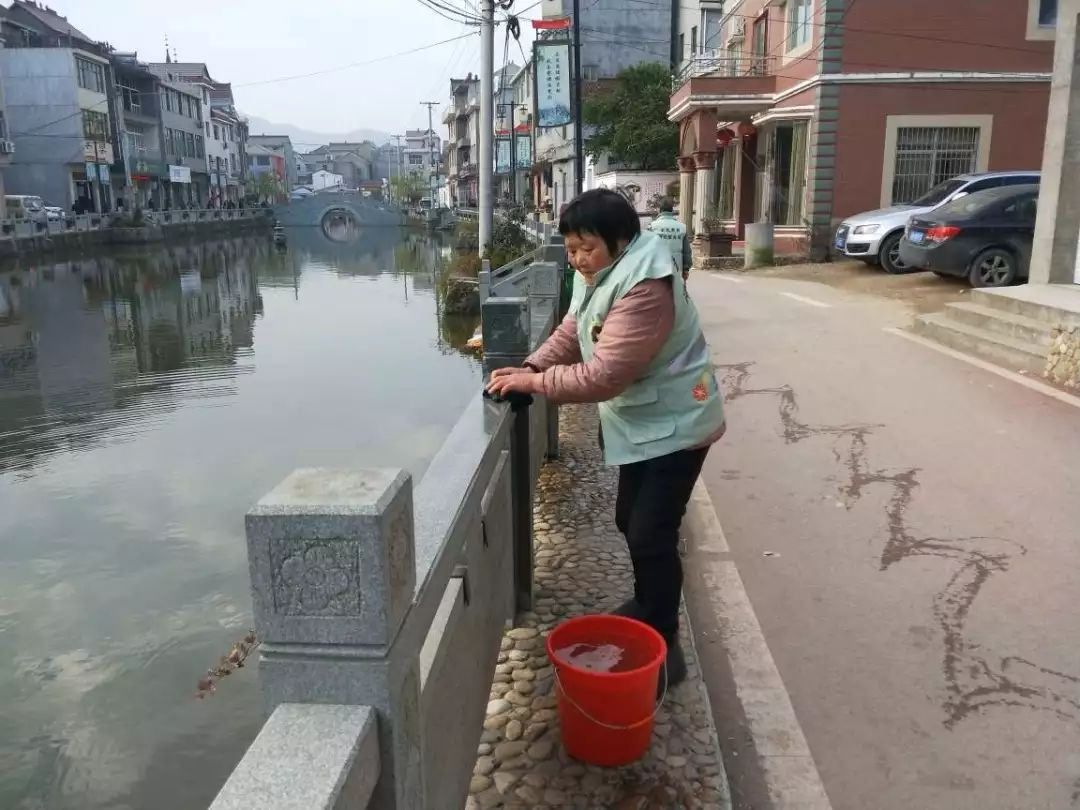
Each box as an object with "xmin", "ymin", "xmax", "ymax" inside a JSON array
[{"xmin": 270, "ymin": 538, "xmax": 363, "ymax": 617}]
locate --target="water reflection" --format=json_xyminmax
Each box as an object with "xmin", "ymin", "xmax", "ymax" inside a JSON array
[
  {"xmin": 0, "ymin": 225, "xmax": 480, "ymax": 810},
  {"xmin": 0, "ymin": 243, "xmax": 261, "ymax": 476}
]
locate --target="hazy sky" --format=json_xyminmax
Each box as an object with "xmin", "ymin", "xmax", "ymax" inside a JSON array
[{"xmin": 44, "ymin": 0, "xmax": 536, "ymax": 136}]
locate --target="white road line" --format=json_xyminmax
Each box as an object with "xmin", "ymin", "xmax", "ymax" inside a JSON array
[
  {"xmin": 706, "ymin": 274, "xmax": 746, "ymax": 283},
  {"xmin": 885, "ymin": 327, "xmax": 1080, "ymax": 411},
  {"xmin": 687, "ymin": 479, "xmax": 730, "ymax": 552},
  {"xmin": 687, "ymin": 493, "xmax": 834, "ymax": 809},
  {"xmin": 780, "ymin": 291, "xmax": 832, "ymax": 308}
]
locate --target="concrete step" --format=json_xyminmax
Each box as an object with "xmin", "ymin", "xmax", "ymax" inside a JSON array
[
  {"xmin": 972, "ymin": 286, "xmax": 1080, "ymax": 330},
  {"xmin": 913, "ymin": 312, "xmax": 1048, "ymax": 375},
  {"xmin": 943, "ymin": 301, "xmax": 1055, "ymax": 347}
]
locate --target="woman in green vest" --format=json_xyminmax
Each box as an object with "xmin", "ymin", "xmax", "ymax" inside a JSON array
[{"xmin": 487, "ymin": 189, "xmax": 726, "ymax": 688}]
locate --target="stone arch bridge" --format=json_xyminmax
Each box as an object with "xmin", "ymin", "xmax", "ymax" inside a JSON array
[{"xmin": 273, "ymin": 193, "xmax": 405, "ymax": 229}]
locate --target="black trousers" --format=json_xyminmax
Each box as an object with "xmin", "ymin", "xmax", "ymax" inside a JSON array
[{"xmin": 614, "ymin": 446, "xmax": 709, "ymax": 641}]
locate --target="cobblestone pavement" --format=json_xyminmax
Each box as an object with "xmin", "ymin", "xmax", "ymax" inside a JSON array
[{"xmin": 466, "ymin": 405, "xmax": 732, "ymax": 810}]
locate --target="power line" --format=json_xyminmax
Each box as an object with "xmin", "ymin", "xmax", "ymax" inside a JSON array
[
  {"xmin": 10, "ymin": 97, "xmax": 111, "ymax": 138},
  {"xmin": 414, "ymin": 0, "xmax": 483, "ymax": 24},
  {"xmin": 412, "ymin": 19, "xmax": 474, "ymax": 128},
  {"xmin": 234, "ymin": 31, "xmax": 480, "ymax": 88}
]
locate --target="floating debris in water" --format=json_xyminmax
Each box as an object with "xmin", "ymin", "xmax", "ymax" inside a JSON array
[{"xmin": 196, "ymin": 630, "xmax": 258, "ymax": 699}]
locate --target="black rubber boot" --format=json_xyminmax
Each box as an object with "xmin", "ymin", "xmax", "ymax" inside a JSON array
[
  {"xmin": 612, "ymin": 598, "xmax": 648, "ymax": 621},
  {"xmin": 659, "ymin": 637, "xmax": 687, "ymax": 699}
]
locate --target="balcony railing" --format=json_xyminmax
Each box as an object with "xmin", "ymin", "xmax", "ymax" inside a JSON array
[{"xmin": 674, "ymin": 51, "xmax": 776, "ymax": 85}]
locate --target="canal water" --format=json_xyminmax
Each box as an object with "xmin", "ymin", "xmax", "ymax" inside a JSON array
[{"xmin": 0, "ymin": 225, "xmax": 481, "ymax": 809}]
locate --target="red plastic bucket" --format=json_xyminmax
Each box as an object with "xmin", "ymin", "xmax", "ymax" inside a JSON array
[{"xmin": 546, "ymin": 614, "xmax": 667, "ymax": 767}]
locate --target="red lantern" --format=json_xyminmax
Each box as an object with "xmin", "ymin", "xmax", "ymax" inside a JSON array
[
  {"xmin": 716, "ymin": 127, "xmax": 735, "ymax": 147},
  {"xmin": 737, "ymin": 121, "xmax": 757, "ymax": 138}
]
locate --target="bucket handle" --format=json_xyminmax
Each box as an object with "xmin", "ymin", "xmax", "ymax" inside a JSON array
[{"xmin": 552, "ymin": 661, "xmax": 668, "ymax": 732}]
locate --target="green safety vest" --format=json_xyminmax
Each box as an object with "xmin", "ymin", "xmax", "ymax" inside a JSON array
[
  {"xmin": 647, "ymin": 212, "xmax": 687, "ymax": 272},
  {"xmin": 570, "ymin": 231, "xmax": 725, "ymax": 466}
]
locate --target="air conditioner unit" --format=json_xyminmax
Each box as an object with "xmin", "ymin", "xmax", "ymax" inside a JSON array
[{"xmin": 0, "ymin": 140, "xmax": 14, "ymax": 154}]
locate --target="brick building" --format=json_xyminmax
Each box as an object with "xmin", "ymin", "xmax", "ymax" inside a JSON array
[{"xmin": 669, "ymin": 0, "xmax": 1057, "ymax": 256}]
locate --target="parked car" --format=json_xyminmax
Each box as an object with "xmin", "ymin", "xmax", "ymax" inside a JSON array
[
  {"xmin": 897, "ymin": 184, "xmax": 1039, "ymax": 288},
  {"xmin": 834, "ymin": 171, "xmax": 1040, "ymax": 274},
  {"xmin": 5, "ymin": 194, "xmax": 47, "ymax": 223},
  {"xmin": 43, "ymin": 203, "xmax": 64, "ymax": 222}
]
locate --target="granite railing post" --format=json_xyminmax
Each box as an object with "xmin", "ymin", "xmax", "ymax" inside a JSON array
[
  {"xmin": 541, "ymin": 233, "xmax": 566, "ymax": 266},
  {"xmin": 526, "ymin": 261, "xmax": 561, "ymax": 461},
  {"xmin": 481, "ymin": 296, "xmax": 535, "ymax": 611},
  {"xmin": 245, "ymin": 468, "xmax": 422, "ymax": 809}
]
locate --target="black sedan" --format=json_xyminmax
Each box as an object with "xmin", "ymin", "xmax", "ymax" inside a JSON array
[{"xmin": 898, "ymin": 184, "xmax": 1039, "ymax": 287}]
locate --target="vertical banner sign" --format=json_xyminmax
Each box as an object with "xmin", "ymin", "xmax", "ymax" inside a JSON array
[
  {"xmin": 534, "ymin": 41, "xmax": 572, "ymax": 128},
  {"xmin": 496, "ymin": 137, "xmax": 512, "ymax": 175},
  {"xmin": 515, "ymin": 133, "xmax": 532, "ymax": 168}
]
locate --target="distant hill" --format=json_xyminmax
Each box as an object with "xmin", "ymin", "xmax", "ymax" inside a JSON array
[{"xmin": 243, "ymin": 114, "xmax": 392, "ymax": 153}]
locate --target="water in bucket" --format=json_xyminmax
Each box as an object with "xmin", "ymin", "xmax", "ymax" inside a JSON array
[
  {"xmin": 554, "ymin": 635, "xmax": 657, "ymax": 674},
  {"xmin": 554, "ymin": 642, "xmax": 624, "ymax": 672}
]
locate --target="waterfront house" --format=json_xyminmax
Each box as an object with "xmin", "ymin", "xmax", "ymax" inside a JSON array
[
  {"xmin": 669, "ymin": 0, "xmax": 1055, "ymax": 256},
  {"xmin": 0, "ymin": 1, "xmax": 115, "ymax": 212},
  {"xmin": 248, "ymin": 134, "xmax": 298, "ymax": 189},
  {"xmin": 445, "ymin": 74, "xmax": 481, "ymax": 207}
]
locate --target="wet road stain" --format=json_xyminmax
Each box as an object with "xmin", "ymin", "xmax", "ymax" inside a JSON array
[{"xmin": 717, "ymin": 361, "xmax": 1080, "ymax": 737}]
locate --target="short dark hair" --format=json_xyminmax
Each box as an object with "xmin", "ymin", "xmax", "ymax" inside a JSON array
[
  {"xmin": 558, "ymin": 189, "xmax": 640, "ymax": 256},
  {"xmin": 659, "ymin": 197, "xmax": 675, "ymax": 213}
]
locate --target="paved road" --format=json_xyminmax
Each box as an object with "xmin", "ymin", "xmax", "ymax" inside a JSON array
[{"xmin": 687, "ymin": 268, "xmax": 1080, "ymax": 810}]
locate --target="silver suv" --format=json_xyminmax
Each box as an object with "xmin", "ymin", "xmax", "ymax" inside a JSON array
[{"xmin": 834, "ymin": 171, "xmax": 1040, "ymax": 274}]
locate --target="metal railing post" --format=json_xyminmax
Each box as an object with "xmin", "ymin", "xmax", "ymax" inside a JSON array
[
  {"xmin": 478, "ymin": 258, "xmax": 491, "ymax": 303},
  {"xmin": 481, "ymin": 295, "xmax": 534, "ymax": 611}
]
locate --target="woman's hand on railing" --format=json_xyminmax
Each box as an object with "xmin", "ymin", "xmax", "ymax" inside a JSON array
[{"xmin": 486, "ymin": 368, "xmax": 542, "ymax": 398}]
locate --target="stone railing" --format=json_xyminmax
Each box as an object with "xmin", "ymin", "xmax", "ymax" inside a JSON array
[
  {"xmin": 0, "ymin": 207, "xmax": 267, "ymax": 239},
  {"xmin": 454, "ymin": 207, "xmax": 556, "ymax": 246},
  {"xmin": 210, "ymin": 242, "xmax": 565, "ymax": 810}
]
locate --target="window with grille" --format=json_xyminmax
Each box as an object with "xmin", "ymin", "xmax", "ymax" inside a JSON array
[
  {"xmin": 891, "ymin": 127, "xmax": 980, "ymax": 204},
  {"xmin": 726, "ymin": 42, "xmax": 741, "ymax": 77},
  {"xmin": 786, "ymin": 0, "xmax": 812, "ymax": 51},
  {"xmin": 715, "ymin": 145, "xmax": 737, "ymax": 220},
  {"xmin": 81, "ymin": 109, "xmax": 108, "ymax": 141},
  {"xmin": 75, "ymin": 57, "xmax": 105, "ymax": 93}
]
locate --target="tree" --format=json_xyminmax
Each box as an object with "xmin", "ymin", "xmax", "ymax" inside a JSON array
[
  {"xmin": 582, "ymin": 63, "xmax": 678, "ymax": 171},
  {"xmin": 390, "ymin": 173, "xmax": 428, "ymax": 205},
  {"xmin": 248, "ymin": 171, "xmax": 285, "ymax": 203}
]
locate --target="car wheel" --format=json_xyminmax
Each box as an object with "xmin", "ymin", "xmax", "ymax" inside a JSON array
[
  {"xmin": 969, "ymin": 248, "xmax": 1018, "ymax": 288},
  {"xmin": 879, "ymin": 233, "xmax": 908, "ymax": 274}
]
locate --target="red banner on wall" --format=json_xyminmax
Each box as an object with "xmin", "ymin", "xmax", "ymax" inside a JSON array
[{"xmin": 531, "ymin": 18, "xmax": 570, "ymax": 29}]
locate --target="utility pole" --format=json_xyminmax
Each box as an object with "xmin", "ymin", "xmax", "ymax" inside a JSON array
[
  {"xmin": 572, "ymin": 0, "xmax": 584, "ymax": 196},
  {"xmin": 421, "ymin": 101, "xmax": 440, "ymax": 205},
  {"xmin": 503, "ymin": 105, "xmax": 516, "ymax": 204},
  {"xmin": 391, "ymin": 133, "xmax": 404, "ymax": 205},
  {"xmin": 480, "ymin": 0, "xmax": 494, "ymax": 254}
]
